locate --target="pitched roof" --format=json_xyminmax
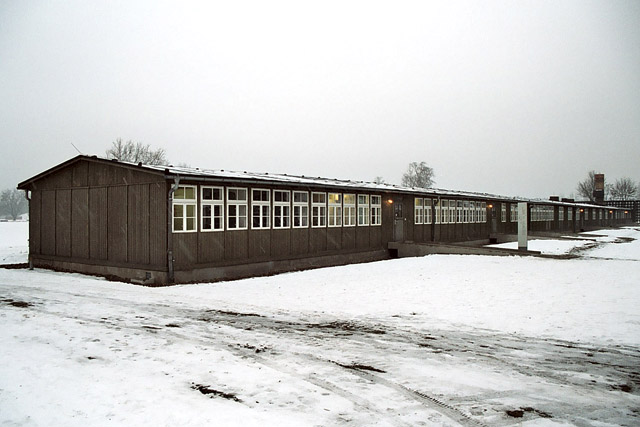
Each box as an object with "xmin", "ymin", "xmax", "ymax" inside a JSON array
[{"xmin": 18, "ymin": 155, "xmax": 625, "ymax": 210}]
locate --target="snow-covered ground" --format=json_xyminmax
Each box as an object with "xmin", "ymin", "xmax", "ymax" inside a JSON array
[
  {"xmin": 1, "ymin": 222, "xmax": 639, "ymax": 426},
  {"xmin": 0, "ymin": 220, "xmax": 28, "ymax": 264},
  {"xmin": 487, "ymin": 228, "xmax": 640, "ymax": 258}
]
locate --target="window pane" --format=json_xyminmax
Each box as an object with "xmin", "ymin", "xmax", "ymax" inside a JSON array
[
  {"xmin": 313, "ymin": 193, "xmax": 326, "ymax": 203},
  {"xmin": 174, "ymin": 204, "xmax": 183, "ymax": 217},
  {"xmin": 186, "ymin": 204, "xmax": 195, "ymax": 217},
  {"xmin": 294, "ymin": 192, "xmax": 308, "ymax": 203},
  {"xmin": 202, "ymin": 188, "xmax": 212, "ymax": 200},
  {"xmin": 174, "ymin": 218, "xmax": 183, "ymax": 231}
]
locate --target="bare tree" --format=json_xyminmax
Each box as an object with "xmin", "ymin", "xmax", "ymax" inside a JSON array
[
  {"xmin": 1, "ymin": 189, "xmax": 27, "ymax": 220},
  {"xmin": 576, "ymin": 170, "xmax": 603, "ymax": 202},
  {"xmin": 609, "ymin": 177, "xmax": 638, "ymax": 200},
  {"xmin": 401, "ymin": 162, "xmax": 435, "ymax": 188},
  {"xmin": 106, "ymin": 138, "xmax": 168, "ymax": 165},
  {"xmin": 373, "ymin": 176, "xmax": 386, "ymax": 184}
]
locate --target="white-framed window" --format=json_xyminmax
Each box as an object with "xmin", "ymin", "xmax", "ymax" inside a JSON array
[
  {"xmin": 293, "ymin": 191, "xmax": 309, "ymax": 228},
  {"xmin": 510, "ymin": 203, "xmax": 518, "ymax": 222},
  {"xmin": 559, "ymin": 207, "xmax": 564, "ymax": 222},
  {"xmin": 598, "ymin": 209, "xmax": 602, "ymax": 220},
  {"xmin": 448, "ymin": 200, "xmax": 456, "ymax": 224},
  {"xmin": 501, "ymin": 203, "xmax": 506, "ymax": 222},
  {"xmin": 312, "ymin": 192, "xmax": 327, "ymax": 227},
  {"xmin": 328, "ymin": 193, "xmax": 342, "ymax": 227},
  {"xmin": 470, "ymin": 201, "xmax": 476, "ymax": 223},
  {"xmin": 173, "ymin": 185, "xmax": 197, "ymax": 232},
  {"xmin": 425, "ymin": 198, "xmax": 432, "ymax": 224},
  {"xmin": 358, "ymin": 195, "xmax": 370, "ymax": 226},
  {"xmin": 481, "ymin": 202, "xmax": 487, "ymax": 222},
  {"xmin": 435, "ymin": 199, "xmax": 441, "ymax": 224},
  {"xmin": 414, "ymin": 197, "xmax": 424, "ymax": 224},
  {"xmin": 568, "ymin": 207, "xmax": 573, "ymax": 221},
  {"xmin": 273, "ymin": 190, "xmax": 291, "ymax": 229},
  {"xmin": 343, "ymin": 194, "xmax": 356, "ymax": 227},
  {"xmin": 441, "ymin": 200, "xmax": 449, "ymax": 224},
  {"xmin": 458, "ymin": 200, "xmax": 471, "ymax": 223},
  {"xmin": 457, "ymin": 200, "xmax": 463, "ymax": 223},
  {"xmin": 227, "ymin": 187, "xmax": 248, "ymax": 230},
  {"xmin": 201, "ymin": 186, "xmax": 224, "ymax": 231},
  {"xmin": 531, "ymin": 205, "xmax": 554, "ymax": 222},
  {"xmin": 251, "ymin": 189, "xmax": 270, "ymax": 229},
  {"xmin": 371, "ymin": 195, "xmax": 382, "ymax": 226}
]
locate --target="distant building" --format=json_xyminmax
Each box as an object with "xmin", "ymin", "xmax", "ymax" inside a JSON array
[
  {"xmin": 606, "ymin": 200, "xmax": 639, "ymax": 224},
  {"xmin": 17, "ymin": 155, "xmax": 633, "ymax": 285}
]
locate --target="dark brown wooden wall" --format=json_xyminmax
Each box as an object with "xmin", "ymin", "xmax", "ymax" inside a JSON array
[
  {"xmin": 172, "ymin": 185, "xmax": 391, "ymax": 270},
  {"xmin": 27, "ymin": 159, "xmax": 167, "ymax": 269},
  {"xmin": 407, "ymin": 198, "xmax": 490, "ymax": 243}
]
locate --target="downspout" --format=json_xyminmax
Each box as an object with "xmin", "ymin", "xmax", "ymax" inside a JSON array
[
  {"xmin": 23, "ymin": 190, "xmax": 33, "ymax": 270},
  {"xmin": 167, "ymin": 176, "xmax": 180, "ymax": 284}
]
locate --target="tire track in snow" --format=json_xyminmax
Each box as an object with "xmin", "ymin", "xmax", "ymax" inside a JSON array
[{"xmin": 4, "ymin": 283, "xmax": 639, "ymax": 425}]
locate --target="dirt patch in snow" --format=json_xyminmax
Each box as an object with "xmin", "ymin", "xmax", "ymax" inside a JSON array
[
  {"xmin": 190, "ymin": 383, "xmax": 242, "ymax": 402},
  {"xmin": 506, "ymin": 406, "xmax": 552, "ymax": 419},
  {"xmin": 1, "ymin": 297, "xmax": 33, "ymax": 308},
  {"xmin": 307, "ymin": 320, "xmax": 386, "ymax": 335},
  {"xmin": 334, "ymin": 362, "xmax": 386, "ymax": 373}
]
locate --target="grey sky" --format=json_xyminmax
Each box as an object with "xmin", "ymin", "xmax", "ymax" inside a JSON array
[{"xmin": 1, "ymin": 0, "xmax": 638, "ymax": 199}]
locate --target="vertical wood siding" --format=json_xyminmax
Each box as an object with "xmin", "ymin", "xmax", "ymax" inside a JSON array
[
  {"xmin": 270, "ymin": 230, "xmax": 290, "ymax": 257},
  {"xmin": 41, "ymin": 190, "xmax": 56, "ymax": 255},
  {"xmin": 89, "ymin": 187, "xmax": 108, "ymax": 260},
  {"xmin": 55, "ymin": 189, "xmax": 71, "ymax": 257},
  {"xmin": 291, "ymin": 229, "xmax": 309, "ymax": 255},
  {"xmin": 225, "ymin": 231, "xmax": 249, "ymax": 260},
  {"xmin": 71, "ymin": 188, "xmax": 89, "ymax": 258},
  {"xmin": 107, "ymin": 186, "xmax": 128, "ymax": 263},
  {"xmin": 149, "ymin": 182, "xmax": 167, "ymax": 266},
  {"xmin": 198, "ymin": 232, "xmax": 224, "ymax": 263},
  {"xmin": 128, "ymin": 184, "xmax": 150, "ymax": 265},
  {"xmin": 30, "ymin": 190, "xmax": 42, "ymax": 255}
]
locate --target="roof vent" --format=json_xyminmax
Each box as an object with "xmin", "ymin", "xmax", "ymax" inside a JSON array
[{"xmin": 138, "ymin": 162, "xmax": 142, "ymax": 166}]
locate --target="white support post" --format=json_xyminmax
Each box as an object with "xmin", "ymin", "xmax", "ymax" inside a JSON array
[{"xmin": 518, "ymin": 202, "xmax": 528, "ymax": 251}]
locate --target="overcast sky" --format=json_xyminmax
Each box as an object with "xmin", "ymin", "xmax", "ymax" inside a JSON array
[{"xmin": 1, "ymin": 0, "xmax": 638, "ymax": 198}]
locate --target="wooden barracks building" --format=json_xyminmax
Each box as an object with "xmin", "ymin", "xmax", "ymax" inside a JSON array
[{"xmin": 17, "ymin": 155, "xmax": 632, "ymax": 285}]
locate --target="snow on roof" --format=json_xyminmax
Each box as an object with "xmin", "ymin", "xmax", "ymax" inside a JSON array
[
  {"xmin": 139, "ymin": 160, "xmax": 526, "ymax": 201},
  {"xmin": 26, "ymin": 155, "xmax": 625, "ymax": 210}
]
